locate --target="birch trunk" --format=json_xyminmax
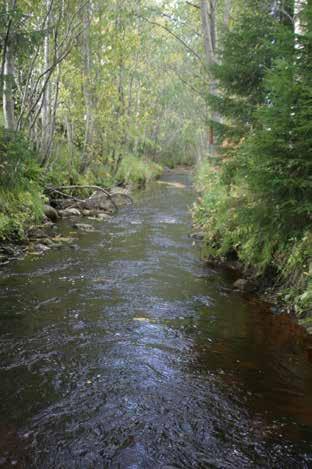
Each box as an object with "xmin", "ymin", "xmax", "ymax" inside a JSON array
[
  {"xmin": 200, "ymin": 0, "xmax": 218, "ymax": 153},
  {"xmin": 223, "ymin": 0, "xmax": 232, "ymax": 28},
  {"xmin": 80, "ymin": 2, "xmax": 95, "ymax": 174},
  {"xmin": 295, "ymin": 0, "xmax": 306, "ymax": 35},
  {"xmin": 3, "ymin": 0, "xmax": 16, "ymax": 130},
  {"xmin": 41, "ymin": 0, "xmax": 52, "ymax": 159},
  {"xmin": 200, "ymin": 0, "xmax": 216, "ymax": 67},
  {"xmin": 42, "ymin": 64, "xmax": 60, "ymax": 167}
]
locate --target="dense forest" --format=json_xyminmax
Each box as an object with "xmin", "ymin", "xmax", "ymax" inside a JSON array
[{"xmin": 0, "ymin": 0, "xmax": 311, "ymax": 324}]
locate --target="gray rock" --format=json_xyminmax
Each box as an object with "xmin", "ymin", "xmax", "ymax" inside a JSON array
[
  {"xmin": 82, "ymin": 209, "xmax": 91, "ymax": 216},
  {"xmin": 44, "ymin": 204, "xmax": 59, "ymax": 222},
  {"xmin": 28, "ymin": 227, "xmax": 47, "ymax": 239},
  {"xmin": 98, "ymin": 200, "xmax": 114, "ymax": 212},
  {"xmin": 96, "ymin": 213, "xmax": 111, "ymax": 220},
  {"xmin": 1, "ymin": 245, "xmax": 16, "ymax": 255},
  {"xmin": 233, "ymin": 278, "xmax": 252, "ymax": 291},
  {"xmin": 34, "ymin": 243, "xmax": 50, "ymax": 253},
  {"xmin": 0, "ymin": 254, "xmax": 9, "ymax": 263},
  {"xmin": 41, "ymin": 238, "xmax": 57, "ymax": 247},
  {"xmin": 59, "ymin": 207, "xmax": 81, "ymax": 217},
  {"xmin": 73, "ymin": 223, "xmax": 94, "ymax": 232},
  {"xmin": 190, "ymin": 232, "xmax": 204, "ymax": 240}
]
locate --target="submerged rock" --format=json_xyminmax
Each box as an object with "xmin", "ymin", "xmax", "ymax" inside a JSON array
[{"xmin": 233, "ymin": 278, "xmax": 255, "ymax": 292}]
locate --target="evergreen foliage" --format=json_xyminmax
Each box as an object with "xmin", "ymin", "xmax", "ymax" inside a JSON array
[{"xmin": 195, "ymin": 0, "xmax": 312, "ymax": 318}]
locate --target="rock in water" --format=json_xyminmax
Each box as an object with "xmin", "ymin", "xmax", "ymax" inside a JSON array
[
  {"xmin": 96, "ymin": 213, "xmax": 111, "ymax": 220},
  {"xmin": 59, "ymin": 208, "xmax": 81, "ymax": 217},
  {"xmin": 44, "ymin": 205, "xmax": 59, "ymax": 222},
  {"xmin": 190, "ymin": 232, "xmax": 204, "ymax": 240},
  {"xmin": 233, "ymin": 278, "xmax": 254, "ymax": 292},
  {"xmin": 34, "ymin": 243, "xmax": 50, "ymax": 253},
  {"xmin": 73, "ymin": 223, "xmax": 94, "ymax": 232}
]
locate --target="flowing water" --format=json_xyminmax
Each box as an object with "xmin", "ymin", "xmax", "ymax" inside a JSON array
[{"xmin": 0, "ymin": 172, "xmax": 312, "ymax": 468}]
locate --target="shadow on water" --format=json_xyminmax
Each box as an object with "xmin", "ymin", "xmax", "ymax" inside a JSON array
[{"xmin": 0, "ymin": 171, "xmax": 312, "ymax": 468}]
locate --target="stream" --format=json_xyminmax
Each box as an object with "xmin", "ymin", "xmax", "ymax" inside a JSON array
[{"xmin": 0, "ymin": 172, "xmax": 312, "ymax": 468}]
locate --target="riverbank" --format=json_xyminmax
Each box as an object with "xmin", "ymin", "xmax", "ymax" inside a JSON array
[
  {"xmin": 192, "ymin": 233, "xmax": 312, "ymax": 335},
  {"xmin": 0, "ymin": 130, "xmax": 163, "ymax": 262},
  {"xmin": 195, "ymin": 248, "xmax": 304, "ymax": 323},
  {"xmin": 0, "ymin": 194, "xmax": 127, "ymax": 266},
  {"xmin": 192, "ymin": 161, "xmax": 312, "ymax": 334},
  {"xmin": 0, "ymin": 178, "xmax": 162, "ymax": 267},
  {"xmin": 0, "ymin": 179, "xmax": 145, "ymax": 266}
]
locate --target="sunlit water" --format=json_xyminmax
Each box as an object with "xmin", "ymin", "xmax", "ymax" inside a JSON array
[{"xmin": 0, "ymin": 172, "xmax": 312, "ymax": 468}]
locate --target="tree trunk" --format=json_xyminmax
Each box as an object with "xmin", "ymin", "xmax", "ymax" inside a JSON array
[
  {"xmin": 80, "ymin": 1, "xmax": 95, "ymax": 174},
  {"xmin": 42, "ymin": 64, "xmax": 60, "ymax": 167},
  {"xmin": 223, "ymin": 0, "xmax": 232, "ymax": 28},
  {"xmin": 3, "ymin": 0, "xmax": 16, "ymax": 130},
  {"xmin": 200, "ymin": 0, "xmax": 217, "ymax": 67},
  {"xmin": 65, "ymin": 115, "xmax": 74, "ymax": 158},
  {"xmin": 294, "ymin": 0, "xmax": 306, "ymax": 35},
  {"xmin": 41, "ymin": 0, "xmax": 52, "ymax": 160},
  {"xmin": 200, "ymin": 0, "xmax": 218, "ymax": 153}
]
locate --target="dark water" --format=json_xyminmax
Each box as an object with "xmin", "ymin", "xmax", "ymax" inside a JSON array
[{"xmin": 1, "ymin": 172, "xmax": 312, "ymax": 468}]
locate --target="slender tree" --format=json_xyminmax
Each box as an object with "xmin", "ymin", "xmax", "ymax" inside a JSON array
[{"xmin": 2, "ymin": 0, "xmax": 16, "ymax": 130}]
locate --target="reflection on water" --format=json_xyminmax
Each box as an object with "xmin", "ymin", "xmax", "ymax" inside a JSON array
[{"xmin": 0, "ymin": 172, "xmax": 312, "ymax": 468}]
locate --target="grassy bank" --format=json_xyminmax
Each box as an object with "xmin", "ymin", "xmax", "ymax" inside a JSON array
[
  {"xmin": 115, "ymin": 155, "xmax": 163, "ymax": 188},
  {"xmin": 193, "ymin": 161, "xmax": 312, "ymax": 332},
  {"xmin": 0, "ymin": 130, "xmax": 163, "ymax": 243}
]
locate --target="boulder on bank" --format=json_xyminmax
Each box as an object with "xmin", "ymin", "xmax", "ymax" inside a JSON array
[
  {"xmin": 82, "ymin": 209, "xmax": 92, "ymax": 217},
  {"xmin": 28, "ymin": 227, "xmax": 48, "ymax": 239},
  {"xmin": 44, "ymin": 205, "xmax": 59, "ymax": 222}
]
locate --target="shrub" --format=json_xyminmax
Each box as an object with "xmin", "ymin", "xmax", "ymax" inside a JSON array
[{"xmin": 0, "ymin": 128, "xmax": 44, "ymax": 241}]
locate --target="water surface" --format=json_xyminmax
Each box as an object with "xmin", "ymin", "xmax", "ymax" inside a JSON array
[{"xmin": 1, "ymin": 172, "xmax": 312, "ymax": 468}]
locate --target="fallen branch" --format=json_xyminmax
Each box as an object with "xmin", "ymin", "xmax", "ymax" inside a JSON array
[
  {"xmin": 46, "ymin": 184, "xmax": 133, "ymax": 213},
  {"xmin": 46, "ymin": 187, "xmax": 85, "ymax": 203},
  {"xmin": 53, "ymin": 184, "xmax": 112, "ymax": 197}
]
